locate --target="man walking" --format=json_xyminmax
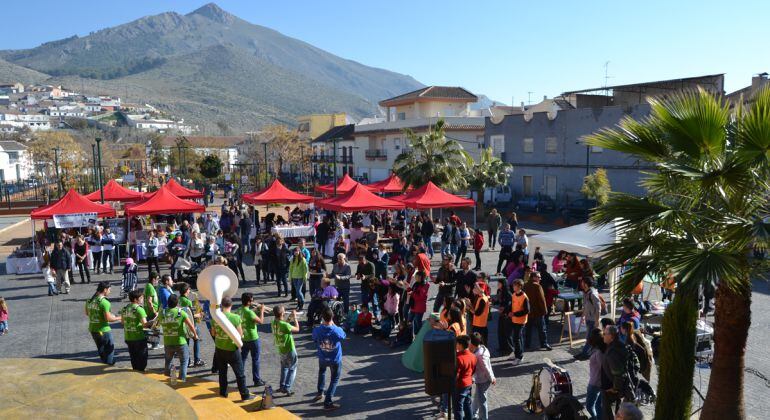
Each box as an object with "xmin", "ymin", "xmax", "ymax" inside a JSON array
[
  {"xmin": 312, "ymin": 307, "xmax": 346, "ymax": 410},
  {"xmin": 496, "ymin": 224, "xmax": 514, "ymax": 274},
  {"xmin": 85, "ymin": 281, "xmax": 121, "ymax": 365},
  {"xmin": 601, "ymin": 325, "xmax": 631, "ymax": 419},
  {"xmin": 50, "ymin": 241, "xmax": 72, "ymax": 294},
  {"xmin": 211, "ymin": 296, "xmax": 254, "ymax": 401},
  {"xmin": 523, "ymin": 271, "xmax": 551, "ymax": 351},
  {"xmin": 576, "ymin": 278, "xmax": 602, "ymax": 360},
  {"xmin": 486, "ymin": 209, "xmax": 501, "ymax": 251}
]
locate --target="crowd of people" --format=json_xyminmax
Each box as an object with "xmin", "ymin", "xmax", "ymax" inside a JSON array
[{"xmin": 21, "ymin": 199, "xmax": 659, "ymax": 419}]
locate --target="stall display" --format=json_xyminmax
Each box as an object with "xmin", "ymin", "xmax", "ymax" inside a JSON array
[
  {"xmin": 271, "ymin": 225, "xmax": 315, "ymax": 238},
  {"xmin": 6, "ymin": 247, "xmax": 39, "ymax": 274}
]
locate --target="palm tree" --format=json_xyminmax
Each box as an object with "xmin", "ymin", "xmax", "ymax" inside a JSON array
[
  {"xmin": 586, "ymin": 87, "xmax": 770, "ymax": 420},
  {"xmin": 393, "ymin": 118, "xmax": 473, "ymax": 190},
  {"xmin": 468, "ymin": 147, "xmax": 512, "ymax": 213}
]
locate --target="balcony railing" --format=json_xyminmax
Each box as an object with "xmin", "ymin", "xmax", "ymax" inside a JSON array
[
  {"xmin": 311, "ymin": 155, "xmax": 353, "ymax": 164},
  {"xmin": 365, "ymin": 149, "xmax": 387, "ymax": 160}
]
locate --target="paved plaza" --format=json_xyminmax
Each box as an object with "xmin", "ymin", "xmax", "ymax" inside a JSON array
[{"xmin": 0, "ymin": 226, "xmax": 768, "ymax": 419}]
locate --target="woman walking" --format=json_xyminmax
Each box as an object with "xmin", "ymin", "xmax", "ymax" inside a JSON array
[{"xmin": 289, "ymin": 248, "xmax": 309, "ymax": 311}]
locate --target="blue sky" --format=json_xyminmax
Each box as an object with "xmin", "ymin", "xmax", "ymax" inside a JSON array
[{"xmin": 2, "ymin": 1, "xmax": 768, "ymax": 103}]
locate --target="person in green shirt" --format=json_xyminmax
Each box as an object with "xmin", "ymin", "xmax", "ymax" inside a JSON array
[
  {"xmin": 85, "ymin": 281, "xmax": 121, "ymax": 365},
  {"xmin": 144, "ymin": 272, "xmax": 161, "ymax": 349},
  {"xmin": 211, "ymin": 296, "xmax": 254, "ymax": 401},
  {"xmin": 272, "ymin": 305, "xmax": 300, "ymax": 395},
  {"xmin": 179, "ymin": 283, "xmax": 205, "ymax": 368},
  {"xmin": 289, "ymin": 248, "xmax": 309, "ymax": 311},
  {"xmin": 120, "ymin": 289, "xmax": 153, "ymax": 371},
  {"xmin": 237, "ymin": 292, "xmax": 266, "ymax": 387},
  {"xmin": 160, "ymin": 294, "xmax": 198, "ymax": 382}
]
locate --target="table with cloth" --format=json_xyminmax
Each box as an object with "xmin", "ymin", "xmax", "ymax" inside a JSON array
[{"xmin": 6, "ymin": 256, "xmax": 40, "ymax": 274}]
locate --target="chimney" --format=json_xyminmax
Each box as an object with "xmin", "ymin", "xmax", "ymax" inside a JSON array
[
  {"xmin": 520, "ymin": 101, "xmax": 525, "ymax": 111},
  {"xmin": 752, "ymin": 72, "xmax": 769, "ymax": 91},
  {"xmin": 544, "ymin": 95, "xmax": 548, "ymax": 100}
]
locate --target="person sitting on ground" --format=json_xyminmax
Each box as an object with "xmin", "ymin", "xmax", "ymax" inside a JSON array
[
  {"xmin": 353, "ymin": 305, "xmax": 373, "ymax": 336},
  {"xmin": 390, "ymin": 319, "xmax": 413, "ymax": 348}
]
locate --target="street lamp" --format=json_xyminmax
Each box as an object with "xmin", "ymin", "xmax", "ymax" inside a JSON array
[
  {"xmin": 576, "ymin": 140, "xmax": 590, "ymax": 176},
  {"xmin": 95, "ymin": 137, "xmax": 104, "ymax": 203},
  {"xmin": 53, "ymin": 147, "xmax": 61, "ymax": 198},
  {"xmin": 260, "ymin": 139, "xmax": 269, "ymax": 189},
  {"xmin": 91, "ymin": 144, "xmax": 98, "ymax": 191}
]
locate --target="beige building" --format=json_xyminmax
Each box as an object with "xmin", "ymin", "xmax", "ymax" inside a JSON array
[
  {"xmin": 296, "ymin": 113, "xmax": 349, "ymax": 141},
  {"xmin": 353, "ymin": 86, "xmax": 485, "ymax": 182}
]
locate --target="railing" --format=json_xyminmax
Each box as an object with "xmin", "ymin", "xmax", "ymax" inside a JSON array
[{"xmin": 365, "ymin": 149, "xmax": 387, "ymax": 160}]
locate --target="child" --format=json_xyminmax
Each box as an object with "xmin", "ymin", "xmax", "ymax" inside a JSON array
[
  {"xmin": 390, "ymin": 320, "xmax": 413, "ymax": 348},
  {"xmin": 354, "ymin": 305, "xmax": 373, "ymax": 336},
  {"xmin": 0, "ymin": 297, "xmax": 7, "ymax": 335},
  {"xmin": 43, "ymin": 259, "xmax": 58, "ymax": 296},
  {"xmin": 345, "ymin": 304, "xmax": 360, "ymax": 333},
  {"xmin": 122, "ymin": 257, "xmax": 139, "ymax": 298},
  {"xmin": 510, "ymin": 279, "xmax": 529, "ymax": 365}
]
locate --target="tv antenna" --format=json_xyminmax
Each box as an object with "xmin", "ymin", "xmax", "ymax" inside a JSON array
[{"xmin": 603, "ymin": 61, "xmax": 613, "ymax": 95}]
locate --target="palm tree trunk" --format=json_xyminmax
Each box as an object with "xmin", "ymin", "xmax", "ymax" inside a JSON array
[
  {"xmin": 701, "ymin": 281, "xmax": 751, "ymax": 420},
  {"xmin": 654, "ymin": 291, "xmax": 698, "ymax": 420}
]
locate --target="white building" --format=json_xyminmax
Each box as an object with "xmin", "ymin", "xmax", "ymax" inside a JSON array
[
  {"xmin": 0, "ymin": 141, "xmax": 32, "ymax": 182},
  {"xmin": 352, "ymin": 86, "xmax": 485, "ymax": 182},
  {"xmin": 0, "ymin": 112, "xmax": 51, "ymax": 131},
  {"xmin": 125, "ymin": 114, "xmax": 194, "ymax": 134}
]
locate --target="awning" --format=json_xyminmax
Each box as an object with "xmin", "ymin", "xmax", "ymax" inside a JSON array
[
  {"xmin": 315, "ymin": 184, "xmax": 405, "ymax": 212},
  {"xmin": 365, "ymin": 173, "xmax": 409, "ymax": 193},
  {"xmin": 392, "ymin": 181, "xmax": 475, "ymax": 209},
  {"xmin": 315, "ymin": 174, "xmax": 360, "ymax": 195},
  {"xmin": 242, "ymin": 180, "xmax": 314, "ymax": 205},
  {"xmin": 31, "ymin": 189, "xmax": 117, "ymax": 220},
  {"xmin": 84, "ymin": 179, "xmax": 144, "ymax": 202},
  {"xmin": 124, "ymin": 187, "xmax": 205, "ymax": 216}
]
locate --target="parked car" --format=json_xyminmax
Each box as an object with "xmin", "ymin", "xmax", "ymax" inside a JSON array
[
  {"xmin": 560, "ymin": 198, "xmax": 598, "ymax": 218},
  {"xmin": 515, "ymin": 195, "xmax": 556, "ymax": 212}
]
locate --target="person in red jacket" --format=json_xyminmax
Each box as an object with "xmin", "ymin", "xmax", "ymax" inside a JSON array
[
  {"xmin": 412, "ymin": 245, "xmax": 431, "ymax": 277},
  {"xmin": 454, "ymin": 335, "xmax": 477, "ymax": 420},
  {"xmin": 472, "ymin": 229, "xmax": 484, "ymax": 271},
  {"xmin": 406, "ymin": 271, "xmax": 429, "ymax": 339}
]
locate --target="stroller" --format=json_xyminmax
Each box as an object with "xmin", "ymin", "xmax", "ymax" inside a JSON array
[
  {"xmin": 174, "ymin": 257, "xmax": 204, "ymax": 289},
  {"xmin": 308, "ymin": 297, "xmax": 345, "ymax": 327},
  {"xmin": 121, "ymin": 258, "xmax": 139, "ymax": 299}
]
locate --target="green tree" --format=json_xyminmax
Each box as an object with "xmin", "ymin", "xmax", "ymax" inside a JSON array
[
  {"xmin": 580, "ymin": 167, "xmax": 612, "ymax": 204},
  {"xmin": 393, "ymin": 119, "xmax": 473, "ymax": 190},
  {"xmin": 468, "ymin": 147, "xmax": 512, "ymax": 212},
  {"xmin": 199, "ymin": 154, "xmax": 223, "ymax": 179},
  {"xmin": 586, "ymin": 87, "xmax": 770, "ymax": 420},
  {"xmin": 148, "ymin": 135, "xmax": 167, "ymax": 172}
]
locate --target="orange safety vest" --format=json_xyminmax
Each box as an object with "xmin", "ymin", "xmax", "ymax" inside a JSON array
[
  {"xmin": 472, "ymin": 295, "xmax": 490, "ymax": 328},
  {"xmin": 448, "ymin": 321, "xmax": 465, "ymax": 337},
  {"xmin": 440, "ymin": 308, "xmax": 450, "ymax": 325},
  {"xmin": 511, "ymin": 292, "xmax": 529, "ymax": 325}
]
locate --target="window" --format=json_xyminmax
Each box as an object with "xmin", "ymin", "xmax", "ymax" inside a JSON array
[
  {"xmin": 523, "ymin": 176, "xmax": 533, "ymax": 196},
  {"xmin": 523, "ymin": 138, "xmax": 534, "ymax": 153},
  {"xmin": 393, "ymin": 138, "xmax": 401, "ymax": 149},
  {"xmin": 546, "ymin": 137, "xmax": 557, "ymax": 154},
  {"xmin": 591, "ymin": 145, "xmax": 603, "ymax": 153},
  {"xmin": 397, "ymin": 112, "xmax": 406, "ymax": 121},
  {"xmin": 489, "ymin": 135, "xmax": 505, "ymax": 154},
  {"xmin": 545, "ymin": 175, "xmax": 557, "ymax": 198}
]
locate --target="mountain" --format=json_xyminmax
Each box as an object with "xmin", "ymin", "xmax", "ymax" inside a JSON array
[
  {"xmin": 0, "ymin": 57, "xmax": 50, "ymax": 85},
  {"xmin": 0, "ymin": 3, "xmax": 423, "ymax": 131}
]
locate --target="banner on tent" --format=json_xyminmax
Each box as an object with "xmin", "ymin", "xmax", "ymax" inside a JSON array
[
  {"xmin": 104, "ymin": 218, "xmax": 128, "ymax": 244},
  {"xmin": 53, "ymin": 213, "xmax": 97, "ymax": 228}
]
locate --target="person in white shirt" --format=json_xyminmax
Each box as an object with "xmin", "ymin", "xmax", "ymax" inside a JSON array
[
  {"xmin": 89, "ymin": 232, "xmax": 103, "ymax": 274},
  {"xmin": 188, "ymin": 231, "xmax": 205, "ymax": 264},
  {"xmin": 101, "ymin": 227, "xmax": 117, "ymax": 274},
  {"xmin": 470, "ymin": 332, "xmax": 496, "ymax": 420},
  {"xmin": 145, "ymin": 230, "xmax": 161, "ymax": 274},
  {"xmin": 514, "ymin": 229, "xmax": 529, "ymax": 259},
  {"xmin": 43, "ymin": 258, "xmax": 58, "ymax": 296}
]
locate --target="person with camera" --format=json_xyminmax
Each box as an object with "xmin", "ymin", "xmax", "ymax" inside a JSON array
[{"xmin": 237, "ymin": 292, "xmax": 266, "ymax": 387}]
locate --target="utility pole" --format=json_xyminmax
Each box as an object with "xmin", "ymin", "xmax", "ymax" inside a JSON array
[
  {"xmin": 262, "ymin": 142, "xmax": 268, "ymax": 189},
  {"xmin": 91, "ymin": 144, "xmax": 98, "ymax": 191},
  {"xmin": 333, "ymin": 137, "xmax": 338, "ymax": 196},
  {"xmin": 53, "ymin": 147, "xmax": 61, "ymax": 198},
  {"xmin": 95, "ymin": 137, "xmax": 104, "ymax": 203}
]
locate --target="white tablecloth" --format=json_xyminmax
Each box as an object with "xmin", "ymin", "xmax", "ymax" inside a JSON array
[
  {"xmin": 6, "ymin": 256, "xmax": 40, "ymax": 274},
  {"xmin": 272, "ymin": 225, "xmax": 315, "ymax": 238}
]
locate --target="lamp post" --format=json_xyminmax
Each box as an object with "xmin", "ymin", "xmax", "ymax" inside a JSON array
[
  {"xmin": 332, "ymin": 137, "xmax": 338, "ymax": 196},
  {"xmin": 576, "ymin": 140, "xmax": 590, "ymax": 176},
  {"xmin": 95, "ymin": 137, "xmax": 104, "ymax": 203},
  {"xmin": 53, "ymin": 147, "xmax": 61, "ymax": 198},
  {"xmin": 262, "ymin": 141, "xmax": 268, "ymax": 189},
  {"xmin": 91, "ymin": 144, "xmax": 98, "ymax": 191}
]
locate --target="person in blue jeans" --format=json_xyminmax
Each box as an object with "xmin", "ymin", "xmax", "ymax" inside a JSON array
[
  {"xmin": 238, "ymin": 293, "xmax": 266, "ymax": 386},
  {"xmin": 585, "ymin": 328, "xmax": 605, "ymax": 419},
  {"xmin": 272, "ymin": 305, "xmax": 300, "ymax": 395},
  {"xmin": 312, "ymin": 306, "xmax": 346, "ymax": 410}
]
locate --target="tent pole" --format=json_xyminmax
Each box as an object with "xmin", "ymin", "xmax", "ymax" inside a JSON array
[
  {"xmin": 473, "ymin": 205, "xmax": 477, "ymax": 229},
  {"xmin": 31, "ymin": 219, "xmax": 36, "ymax": 258}
]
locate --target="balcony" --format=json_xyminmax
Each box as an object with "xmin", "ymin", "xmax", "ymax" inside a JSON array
[{"xmin": 365, "ymin": 149, "xmax": 387, "ymax": 160}]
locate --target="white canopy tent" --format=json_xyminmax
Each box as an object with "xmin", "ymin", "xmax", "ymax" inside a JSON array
[{"xmin": 531, "ymin": 220, "xmax": 620, "ymax": 315}]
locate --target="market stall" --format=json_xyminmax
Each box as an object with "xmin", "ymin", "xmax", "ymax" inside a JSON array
[
  {"xmin": 143, "ymin": 178, "xmax": 204, "ymax": 200},
  {"xmin": 315, "ymin": 174, "xmax": 361, "ymax": 196},
  {"xmin": 392, "ymin": 181, "xmax": 476, "ymax": 244},
  {"xmin": 84, "ymin": 179, "xmax": 144, "ymax": 202},
  {"xmin": 26, "ymin": 189, "xmax": 117, "ymax": 274},
  {"xmin": 124, "ymin": 187, "xmax": 205, "ymax": 260},
  {"xmin": 242, "ymin": 179, "xmax": 316, "ymax": 239}
]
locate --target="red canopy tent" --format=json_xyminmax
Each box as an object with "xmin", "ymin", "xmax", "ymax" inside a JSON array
[
  {"xmin": 242, "ymin": 180, "xmax": 314, "ymax": 205},
  {"xmin": 84, "ymin": 179, "xmax": 144, "ymax": 202},
  {"xmin": 392, "ymin": 181, "xmax": 475, "ymax": 209},
  {"xmin": 365, "ymin": 173, "xmax": 409, "ymax": 194},
  {"xmin": 315, "ymin": 184, "xmax": 405, "ymax": 212},
  {"xmin": 124, "ymin": 187, "xmax": 205, "ymax": 216},
  {"xmin": 31, "ymin": 189, "xmax": 117, "ymax": 219},
  {"xmin": 315, "ymin": 174, "xmax": 360, "ymax": 195},
  {"xmin": 161, "ymin": 178, "xmax": 204, "ymax": 199}
]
